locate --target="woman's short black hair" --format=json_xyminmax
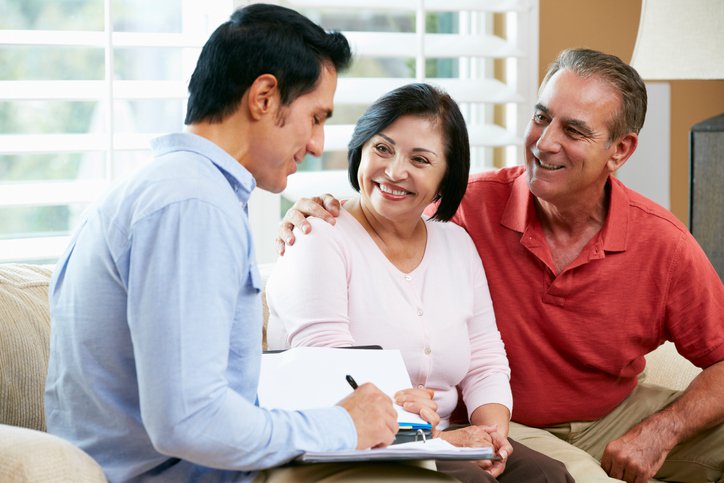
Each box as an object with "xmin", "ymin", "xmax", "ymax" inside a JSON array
[
  {"xmin": 185, "ymin": 3, "xmax": 352, "ymax": 124},
  {"xmin": 347, "ymin": 83, "xmax": 470, "ymax": 222}
]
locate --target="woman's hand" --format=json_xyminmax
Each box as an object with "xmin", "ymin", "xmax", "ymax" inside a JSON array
[
  {"xmin": 482, "ymin": 425, "xmax": 512, "ymax": 477},
  {"xmin": 439, "ymin": 425, "xmax": 493, "ymax": 448},
  {"xmin": 440, "ymin": 424, "xmax": 512, "ymax": 477},
  {"xmin": 394, "ymin": 387, "xmax": 440, "ymax": 431}
]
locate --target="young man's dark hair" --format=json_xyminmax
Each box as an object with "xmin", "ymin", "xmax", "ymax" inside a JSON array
[{"xmin": 185, "ymin": 3, "xmax": 352, "ymax": 124}]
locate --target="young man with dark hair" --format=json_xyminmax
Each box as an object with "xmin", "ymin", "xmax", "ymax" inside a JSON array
[{"xmin": 45, "ymin": 4, "xmax": 455, "ymax": 481}]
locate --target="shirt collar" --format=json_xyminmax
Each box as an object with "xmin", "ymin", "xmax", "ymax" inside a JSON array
[
  {"xmin": 500, "ymin": 171, "xmax": 629, "ymax": 252},
  {"xmin": 501, "ymin": 171, "xmax": 535, "ymax": 234},
  {"xmin": 601, "ymin": 176, "xmax": 628, "ymax": 252},
  {"xmin": 151, "ymin": 132, "xmax": 256, "ymax": 204}
]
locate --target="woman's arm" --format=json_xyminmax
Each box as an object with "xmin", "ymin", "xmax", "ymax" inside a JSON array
[
  {"xmin": 458, "ymin": 238, "xmax": 512, "ymax": 422},
  {"xmin": 470, "ymin": 403, "xmax": 511, "ymax": 438},
  {"xmin": 451, "ymin": 236, "xmax": 514, "ymax": 477},
  {"xmin": 266, "ymin": 217, "xmax": 354, "ymax": 348}
]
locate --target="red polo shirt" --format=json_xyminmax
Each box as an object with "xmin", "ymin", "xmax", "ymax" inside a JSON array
[{"xmin": 452, "ymin": 166, "xmax": 724, "ymax": 427}]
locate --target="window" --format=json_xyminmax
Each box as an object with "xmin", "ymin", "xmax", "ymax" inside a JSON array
[
  {"xmin": 1, "ymin": 0, "xmax": 538, "ymax": 264},
  {"xmin": 0, "ymin": 0, "xmax": 233, "ymax": 263}
]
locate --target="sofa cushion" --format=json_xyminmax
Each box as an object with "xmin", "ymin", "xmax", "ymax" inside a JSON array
[
  {"xmin": 0, "ymin": 424, "xmax": 106, "ymax": 482},
  {"xmin": 643, "ymin": 341, "xmax": 702, "ymax": 391},
  {"xmin": 0, "ymin": 264, "xmax": 53, "ymax": 431}
]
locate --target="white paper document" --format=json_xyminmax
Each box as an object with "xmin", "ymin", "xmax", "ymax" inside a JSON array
[{"xmin": 258, "ymin": 347, "xmax": 429, "ymax": 428}]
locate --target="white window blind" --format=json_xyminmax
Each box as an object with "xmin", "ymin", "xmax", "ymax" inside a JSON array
[
  {"xmin": 1, "ymin": 0, "xmax": 538, "ymax": 264},
  {"xmin": 0, "ymin": 0, "xmax": 233, "ymax": 263}
]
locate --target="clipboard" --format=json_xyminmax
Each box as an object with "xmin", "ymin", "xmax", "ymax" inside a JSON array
[
  {"xmin": 296, "ymin": 437, "xmax": 499, "ymax": 463},
  {"xmin": 263, "ymin": 344, "xmax": 384, "ymax": 354}
]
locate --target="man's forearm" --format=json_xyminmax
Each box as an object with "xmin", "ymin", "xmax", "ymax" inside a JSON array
[{"xmin": 638, "ymin": 359, "xmax": 724, "ymax": 445}]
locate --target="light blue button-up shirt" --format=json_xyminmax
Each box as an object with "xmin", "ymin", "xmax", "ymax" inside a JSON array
[{"xmin": 45, "ymin": 133, "xmax": 356, "ymax": 482}]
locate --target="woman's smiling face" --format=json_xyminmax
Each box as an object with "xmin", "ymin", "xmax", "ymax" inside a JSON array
[{"xmin": 357, "ymin": 114, "xmax": 448, "ymax": 225}]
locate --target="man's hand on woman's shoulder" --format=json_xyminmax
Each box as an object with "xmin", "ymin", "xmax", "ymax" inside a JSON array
[{"xmin": 276, "ymin": 194, "xmax": 341, "ymax": 255}]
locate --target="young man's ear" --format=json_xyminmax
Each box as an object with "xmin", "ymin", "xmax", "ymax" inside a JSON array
[
  {"xmin": 247, "ymin": 74, "xmax": 279, "ymax": 121},
  {"xmin": 608, "ymin": 132, "xmax": 638, "ymax": 172}
]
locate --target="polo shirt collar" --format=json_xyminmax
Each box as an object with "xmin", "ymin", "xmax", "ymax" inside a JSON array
[
  {"xmin": 500, "ymin": 171, "xmax": 536, "ymax": 234},
  {"xmin": 601, "ymin": 176, "xmax": 628, "ymax": 252},
  {"xmin": 500, "ymin": 172, "xmax": 629, "ymax": 253}
]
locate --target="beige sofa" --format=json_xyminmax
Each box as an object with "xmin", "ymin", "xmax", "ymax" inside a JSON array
[
  {"xmin": 0, "ymin": 262, "xmax": 703, "ymax": 482},
  {"xmin": 0, "ymin": 264, "xmax": 106, "ymax": 482}
]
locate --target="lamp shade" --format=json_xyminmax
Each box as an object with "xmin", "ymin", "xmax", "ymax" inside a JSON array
[{"xmin": 631, "ymin": 0, "xmax": 724, "ymax": 80}]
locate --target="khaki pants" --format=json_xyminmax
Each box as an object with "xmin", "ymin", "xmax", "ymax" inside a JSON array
[
  {"xmin": 509, "ymin": 383, "xmax": 724, "ymax": 483},
  {"xmin": 254, "ymin": 460, "xmax": 456, "ymax": 482}
]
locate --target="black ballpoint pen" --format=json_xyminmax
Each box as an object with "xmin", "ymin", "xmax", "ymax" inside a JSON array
[{"xmin": 345, "ymin": 374, "xmax": 358, "ymax": 390}]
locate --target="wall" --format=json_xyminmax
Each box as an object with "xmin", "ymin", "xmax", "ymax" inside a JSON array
[{"xmin": 539, "ymin": 0, "xmax": 724, "ymax": 224}]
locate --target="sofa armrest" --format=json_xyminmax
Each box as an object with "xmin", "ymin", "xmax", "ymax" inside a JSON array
[
  {"xmin": 0, "ymin": 424, "xmax": 106, "ymax": 482},
  {"xmin": 0, "ymin": 263, "xmax": 54, "ymax": 431}
]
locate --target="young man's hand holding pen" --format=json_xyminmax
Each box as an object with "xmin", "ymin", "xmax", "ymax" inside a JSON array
[{"xmin": 337, "ymin": 375, "xmax": 398, "ymax": 449}]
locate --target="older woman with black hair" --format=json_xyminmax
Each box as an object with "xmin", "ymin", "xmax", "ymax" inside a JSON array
[{"xmin": 266, "ymin": 83, "xmax": 572, "ymax": 482}]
